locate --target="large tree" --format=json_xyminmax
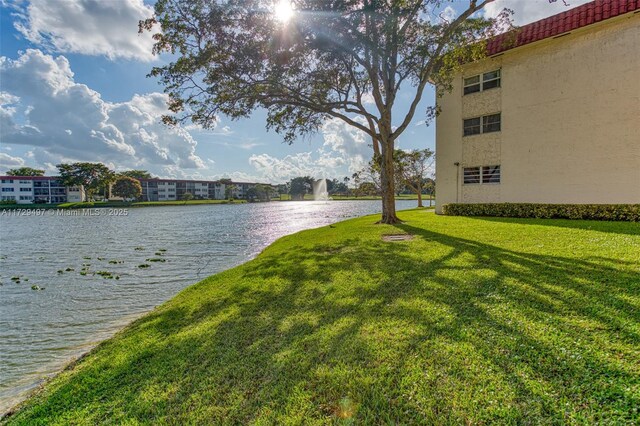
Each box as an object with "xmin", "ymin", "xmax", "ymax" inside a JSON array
[
  {"xmin": 56, "ymin": 163, "xmax": 115, "ymax": 201},
  {"xmin": 6, "ymin": 167, "xmax": 45, "ymax": 176},
  {"xmin": 288, "ymin": 176, "xmax": 313, "ymax": 200},
  {"xmin": 395, "ymin": 148, "xmax": 434, "ymax": 207},
  {"xmin": 141, "ymin": 0, "xmax": 506, "ymax": 223},
  {"xmin": 112, "ymin": 176, "xmax": 143, "ymax": 200}
]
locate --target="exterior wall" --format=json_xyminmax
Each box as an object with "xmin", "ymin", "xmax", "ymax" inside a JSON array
[
  {"xmin": 66, "ymin": 186, "xmax": 85, "ymax": 202},
  {"xmin": 0, "ymin": 177, "xmax": 85, "ymax": 204},
  {"xmin": 1, "ymin": 178, "xmax": 33, "ymax": 204},
  {"xmin": 435, "ymin": 13, "xmax": 640, "ymax": 213},
  {"xmin": 138, "ymin": 179, "xmax": 251, "ymax": 201}
]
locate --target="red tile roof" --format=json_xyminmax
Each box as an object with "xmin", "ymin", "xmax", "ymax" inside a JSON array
[{"xmin": 486, "ymin": 0, "xmax": 639, "ymax": 56}]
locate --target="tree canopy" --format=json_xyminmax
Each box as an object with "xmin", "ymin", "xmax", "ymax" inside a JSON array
[
  {"xmin": 395, "ymin": 148, "xmax": 434, "ymax": 207},
  {"xmin": 141, "ymin": 0, "xmax": 508, "ymax": 223},
  {"xmin": 119, "ymin": 170, "xmax": 153, "ymax": 180},
  {"xmin": 6, "ymin": 167, "xmax": 45, "ymax": 176},
  {"xmin": 288, "ymin": 176, "xmax": 313, "ymax": 200},
  {"xmin": 56, "ymin": 162, "xmax": 115, "ymax": 201},
  {"xmin": 112, "ymin": 176, "xmax": 143, "ymax": 200}
]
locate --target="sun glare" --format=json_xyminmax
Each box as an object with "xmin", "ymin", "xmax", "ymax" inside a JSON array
[{"xmin": 274, "ymin": 0, "xmax": 295, "ymax": 23}]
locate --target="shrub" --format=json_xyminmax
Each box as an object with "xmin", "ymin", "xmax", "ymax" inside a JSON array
[{"xmin": 441, "ymin": 203, "xmax": 640, "ymax": 222}]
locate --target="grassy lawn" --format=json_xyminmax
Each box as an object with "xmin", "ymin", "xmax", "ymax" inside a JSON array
[{"xmin": 5, "ymin": 211, "xmax": 639, "ymax": 424}]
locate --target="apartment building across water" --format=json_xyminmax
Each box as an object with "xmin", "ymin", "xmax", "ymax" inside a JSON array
[
  {"xmin": 0, "ymin": 176, "xmax": 84, "ymax": 204},
  {"xmin": 138, "ymin": 179, "xmax": 270, "ymax": 201}
]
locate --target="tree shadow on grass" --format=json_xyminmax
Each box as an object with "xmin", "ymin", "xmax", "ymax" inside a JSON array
[{"xmin": 9, "ymin": 224, "xmax": 640, "ymax": 424}]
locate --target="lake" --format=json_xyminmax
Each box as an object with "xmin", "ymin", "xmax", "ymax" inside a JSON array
[{"xmin": 0, "ymin": 199, "xmax": 423, "ymax": 412}]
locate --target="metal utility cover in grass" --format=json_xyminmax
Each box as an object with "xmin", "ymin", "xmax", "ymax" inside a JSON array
[{"xmin": 382, "ymin": 234, "xmax": 414, "ymax": 242}]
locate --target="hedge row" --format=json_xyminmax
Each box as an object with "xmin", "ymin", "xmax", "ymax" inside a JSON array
[{"xmin": 441, "ymin": 203, "xmax": 640, "ymax": 221}]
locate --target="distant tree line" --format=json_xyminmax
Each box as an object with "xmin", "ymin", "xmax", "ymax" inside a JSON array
[{"xmin": 282, "ymin": 149, "xmax": 435, "ymax": 206}]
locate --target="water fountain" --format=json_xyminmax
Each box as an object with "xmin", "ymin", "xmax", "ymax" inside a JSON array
[{"xmin": 313, "ymin": 178, "xmax": 331, "ymax": 201}]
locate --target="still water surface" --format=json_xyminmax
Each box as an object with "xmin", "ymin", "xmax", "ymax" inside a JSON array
[{"xmin": 0, "ymin": 200, "xmax": 420, "ymax": 412}]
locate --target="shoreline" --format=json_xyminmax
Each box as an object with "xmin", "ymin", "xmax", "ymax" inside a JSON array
[
  {"xmin": 2, "ymin": 206, "xmax": 426, "ymax": 419},
  {"xmin": 0, "ymin": 196, "xmax": 433, "ymax": 211},
  {"xmin": 8, "ymin": 210, "xmax": 631, "ymax": 423}
]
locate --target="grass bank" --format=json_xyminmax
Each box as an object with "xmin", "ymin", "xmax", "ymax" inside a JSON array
[{"xmin": 4, "ymin": 211, "xmax": 639, "ymax": 424}]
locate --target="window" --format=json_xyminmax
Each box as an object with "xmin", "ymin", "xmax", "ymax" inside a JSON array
[
  {"xmin": 482, "ymin": 113, "xmax": 501, "ymax": 133},
  {"xmin": 464, "ymin": 113, "xmax": 501, "ymax": 136},
  {"xmin": 463, "ymin": 75, "xmax": 481, "ymax": 95},
  {"xmin": 463, "ymin": 167, "xmax": 481, "ymax": 184},
  {"xmin": 463, "ymin": 69, "xmax": 501, "ymax": 95},
  {"xmin": 463, "ymin": 117, "xmax": 481, "ymax": 136},
  {"xmin": 482, "ymin": 165, "xmax": 501, "ymax": 183},
  {"xmin": 2, "ymin": 187, "xmax": 15, "ymax": 192},
  {"xmin": 1, "ymin": 179, "xmax": 14, "ymax": 184},
  {"xmin": 464, "ymin": 165, "xmax": 501, "ymax": 184},
  {"xmin": 20, "ymin": 187, "xmax": 32, "ymax": 192},
  {"xmin": 19, "ymin": 180, "xmax": 30, "ymax": 184},
  {"xmin": 19, "ymin": 195, "xmax": 33, "ymax": 201},
  {"xmin": 1, "ymin": 195, "xmax": 16, "ymax": 201}
]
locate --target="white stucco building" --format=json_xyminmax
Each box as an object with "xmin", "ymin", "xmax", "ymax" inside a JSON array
[
  {"xmin": 0, "ymin": 176, "xmax": 85, "ymax": 204},
  {"xmin": 435, "ymin": 0, "xmax": 640, "ymax": 213}
]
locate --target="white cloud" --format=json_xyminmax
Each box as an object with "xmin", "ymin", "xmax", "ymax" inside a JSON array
[
  {"xmin": 440, "ymin": 6, "xmax": 457, "ymax": 23},
  {"xmin": 483, "ymin": 0, "xmax": 592, "ymax": 26},
  {"xmin": 0, "ymin": 49, "xmax": 205, "ymax": 174},
  {"xmin": 248, "ymin": 152, "xmax": 318, "ymax": 182},
  {"xmin": 12, "ymin": 0, "xmax": 157, "ymax": 61},
  {"xmin": 0, "ymin": 152, "xmax": 26, "ymax": 170},
  {"xmin": 321, "ymin": 118, "xmax": 370, "ymax": 173},
  {"xmin": 246, "ymin": 118, "xmax": 373, "ymax": 183}
]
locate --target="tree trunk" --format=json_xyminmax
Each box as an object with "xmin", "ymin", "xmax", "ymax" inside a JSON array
[
  {"xmin": 379, "ymin": 138, "xmax": 400, "ymax": 224},
  {"xmin": 417, "ymin": 189, "xmax": 423, "ymax": 208}
]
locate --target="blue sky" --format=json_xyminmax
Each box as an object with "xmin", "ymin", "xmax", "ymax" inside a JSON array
[{"xmin": 0, "ymin": 0, "xmax": 587, "ymax": 183}]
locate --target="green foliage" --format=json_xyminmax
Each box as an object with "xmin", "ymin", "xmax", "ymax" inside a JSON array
[
  {"xmin": 288, "ymin": 176, "xmax": 313, "ymax": 200},
  {"xmin": 5, "ymin": 167, "xmax": 45, "ymax": 176},
  {"xmin": 112, "ymin": 176, "xmax": 143, "ymax": 200},
  {"xmin": 140, "ymin": 0, "xmax": 507, "ymax": 222},
  {"xmin": 443, "ymin": 203, "xmax": 640, "ymax": 221},
  {"xmin": 119, "ymin": 170, "xmax": 153, "ymax": 179},
  {"xmin": 180, "ymin": 192, "xmax": 194, "ymax": 201},
  {"xmin": 395, "ymin": 149, "xmax": 434, "ymax": 206},
  {"xmin": 56, "ymin": 162, "xmax": 115, "ymax": 201},
  {"xmin": 224, "ymin": 184, "xmax": 236, "ymax": 200},
  {"xmin": 246, "ymin": 184, "xmax": 273, "ymax": 202},
  {"xmin": 7, "ymin": 211, "xmax": 639, "ymax": 423}
]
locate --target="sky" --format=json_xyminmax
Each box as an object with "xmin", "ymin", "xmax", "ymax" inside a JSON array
[{"xmin": 0, "ymin": 0, "xmax": 590, "ymax": 183}]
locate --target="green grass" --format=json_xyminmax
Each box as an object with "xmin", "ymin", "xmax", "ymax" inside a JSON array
[{"xmin": 4, "ymin": 211, "xmax": 639, "ymax": 424}]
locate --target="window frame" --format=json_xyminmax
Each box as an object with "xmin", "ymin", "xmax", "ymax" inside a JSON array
[
  {"xmin": 482, "ymin": 113, "xmax": 501, "ymax": 133},
  {"xmin": 463, "ymin": 75, "xmax": 481, "ymax": 95},
  {"xmin": 463, "ymin": 165, "xmax": 501, "ymax": 185},
  {"xmin": 463, "ymin": 117, "xmax": 482, "ymax": 136},
  {"xmin": 463, "ymin": 113, "xmax": 501, "ymax": 137},
  {"xmin": 463, "ymin": 69, "xmax": 501, "ymax": 95}
]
